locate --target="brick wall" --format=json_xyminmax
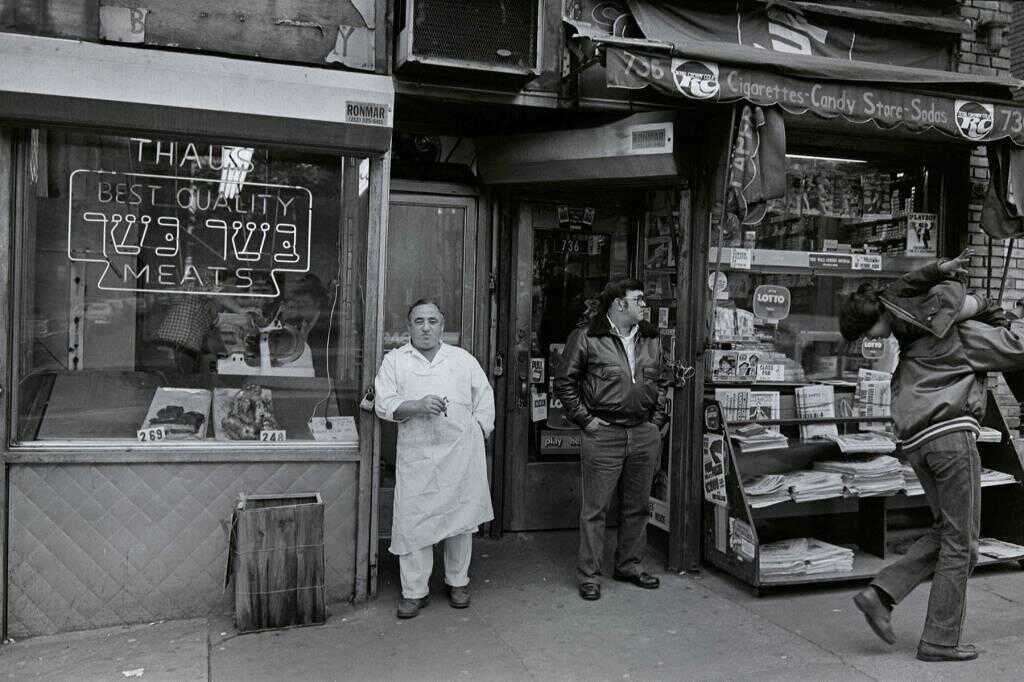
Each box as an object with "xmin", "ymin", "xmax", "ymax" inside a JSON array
[{"xmin": 959, "ymin": 0, "xmax": 1022, "ymax": 430}]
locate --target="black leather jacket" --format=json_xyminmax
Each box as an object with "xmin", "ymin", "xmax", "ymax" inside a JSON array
[{"xmin": 552, "ymin": 315, "xmax": 669, "ymax": 429}]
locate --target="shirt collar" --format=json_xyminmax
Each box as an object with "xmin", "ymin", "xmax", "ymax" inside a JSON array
[
  {"xmin": 401, "ymin": 340, "xmax": 448, "ymax": 363},
  {"xmin": 606, "ymin": 315, "xmax": 638, "ymax": 341}
]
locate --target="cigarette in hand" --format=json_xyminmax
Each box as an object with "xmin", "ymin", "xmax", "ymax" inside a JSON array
[{"xmin": 442, "ymin": 397, "xmax": 449, "ymax": 417}]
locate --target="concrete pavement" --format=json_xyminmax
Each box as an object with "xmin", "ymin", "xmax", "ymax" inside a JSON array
[{"xmin": 3, "ymin": 530, "xmax": 1024, "ymax": 680}]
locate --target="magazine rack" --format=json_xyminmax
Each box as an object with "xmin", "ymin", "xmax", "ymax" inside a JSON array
[{"xmin": 702, "ymin": 391, "xmax": 1024, "ymax": 595}]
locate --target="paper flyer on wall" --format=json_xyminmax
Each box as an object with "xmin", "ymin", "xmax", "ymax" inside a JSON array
[{"xmin": 703, "ymin": 434, "xmax": 728, "ymax": 507}]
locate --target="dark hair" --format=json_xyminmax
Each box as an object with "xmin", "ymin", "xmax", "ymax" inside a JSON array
[
  {"xmin": 407, "ymin": 297, "xmax": 445, "ymax": 320},
  {"xmin": 598, "ymin": 278, "xmax": 645, "ymax": 313},
  {"xmin": 839, "ymin": 283, "xmax": 883, "ymax": 341}
]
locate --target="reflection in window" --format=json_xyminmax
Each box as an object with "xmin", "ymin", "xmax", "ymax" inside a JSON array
[{"xmin": 16, "ymin": 130, "xmax": 369, "ymax": 444}]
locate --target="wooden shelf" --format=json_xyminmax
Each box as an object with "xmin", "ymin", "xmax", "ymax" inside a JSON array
[
  {"xmin": 758, "ymin": 550, "xmax": 1024, "ymax": 587},
  {"xmin": 703, "ymin": 390, "xmax": 1024, "ymax": 594}
]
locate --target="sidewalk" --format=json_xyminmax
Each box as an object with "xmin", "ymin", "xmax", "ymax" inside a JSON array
[{"xmin": 3, "ymin": 530, "xmax": 1024, "ymax": 680}]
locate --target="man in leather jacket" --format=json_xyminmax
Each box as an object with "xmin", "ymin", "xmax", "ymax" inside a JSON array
[{"xmin": 553, "ymin": 278, "xmax": 669, "ymax": 601}]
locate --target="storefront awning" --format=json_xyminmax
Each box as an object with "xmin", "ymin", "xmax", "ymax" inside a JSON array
[
  {"xmin": 593, "ymin": 36, "xmax": 1024, "ymax": 146},
  {"xmin": 0, "ymin": 34, "xmax": 394, "ymax": 153}
]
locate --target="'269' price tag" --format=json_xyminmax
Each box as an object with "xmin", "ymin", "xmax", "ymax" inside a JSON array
[
  {"xmin": 259, "ymin": 430, "xmax": 287, "ymax": 442},
  {"xmin": 137, "ymin": 426, "xmax": 167, "ymax": 442}
]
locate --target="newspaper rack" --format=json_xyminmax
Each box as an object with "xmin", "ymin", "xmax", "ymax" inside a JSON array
[{"xmin": 702, "ymin": 391, "xmax": 1024, "ymax": 595}]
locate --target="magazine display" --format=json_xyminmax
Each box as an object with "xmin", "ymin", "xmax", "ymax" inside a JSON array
[{"xmin": 794, "ymin": 385, "xmax": 839, "ymax": 441}]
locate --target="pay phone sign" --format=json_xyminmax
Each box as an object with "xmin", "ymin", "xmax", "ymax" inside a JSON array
[
  {"xmin": 67, "ymin": 169, "xmax": 312, "ymax": 298},
  {"xmin": 752, "ymin": 285, "xmax": 791, "ymax": 322}
]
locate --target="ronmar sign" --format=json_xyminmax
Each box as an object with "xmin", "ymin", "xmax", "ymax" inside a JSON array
[{"xmin": 67, "ymin": 169, "xmax": 312, "ymax": 298}]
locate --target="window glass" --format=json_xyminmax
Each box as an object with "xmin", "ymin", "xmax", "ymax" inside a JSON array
[
  {"xmin": 707, "ymin": 153, "xmax": 944, "ymax": 406},
  {"xmin": 16, "ymin": 129, "xmax": 369, "ymax": 445}
]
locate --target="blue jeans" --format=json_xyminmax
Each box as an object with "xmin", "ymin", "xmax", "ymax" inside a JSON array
[
  {"xmin": 577, "ymin": 422, "xmax": 660, "ymax": 585},
  {"xmin": 872, "ymin": 431, "xmax": 981, "ymax": 647}
]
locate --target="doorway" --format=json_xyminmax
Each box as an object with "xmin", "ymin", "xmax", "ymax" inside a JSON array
[
  {"xmin": 379, "ymin": 187, "xmax": 483, "ymax": 540},
  {"xmin": 501, "ymin": 194, "xmax": 646, "ymax": 531}
]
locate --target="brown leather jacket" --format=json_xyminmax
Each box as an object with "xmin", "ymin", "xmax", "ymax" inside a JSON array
[{"xmin": 552, "ymin": 315, "xmax": 669, "ymax": 429}]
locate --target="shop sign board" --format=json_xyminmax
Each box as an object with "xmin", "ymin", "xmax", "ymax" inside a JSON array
[
  {"xmin": 607, "ymin": 48, "xmax": 1024, "ymax": 146},
  {"xmin": 808, "ymin": 252, "xmax": 853, "ymax": 270},
  {"xmin": 68, "ymin": 144, "xmax": 312, "ymax": 299}
]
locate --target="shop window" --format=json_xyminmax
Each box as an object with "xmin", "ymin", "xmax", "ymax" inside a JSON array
[
  {"xmin": 14, "ymin": 129, "xmax": 369, "ymax": 446},
  {"xmin": 708, "ymin": 153, "xmax": 946, "ymax": 390}
]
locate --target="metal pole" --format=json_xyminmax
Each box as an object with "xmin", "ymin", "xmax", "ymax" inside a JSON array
[
  {"xmin": 998, "ymin": 239, "xmax": 1014, "ymax": 304},
  {"xmin": 707, "ymin": 103, "xmax": 740, "ymax": 334}
]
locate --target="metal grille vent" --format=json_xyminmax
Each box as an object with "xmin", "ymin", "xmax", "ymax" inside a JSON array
[
  {"xmin": 631, "ymin": 128, "xmax": 668, "ymax": 151},
  {"xmin": 411, "ymin": 0, "xmax": 539, "ymax": 70}
]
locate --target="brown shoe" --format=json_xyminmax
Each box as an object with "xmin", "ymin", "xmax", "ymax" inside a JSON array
[
  {"xmin": 916, "ymin": 642, "xmax": 979, "ymax": 662},
  {"xmin": 853, "ymin": 587, "xmax": 895, "ymax": 645},
  {"xmin": 397, "ymin": 594, "xmax": 431, "ymax": 619},
  {"xmin": 448, "ymin": 585, "xmax": 471, "ymax": 609}
]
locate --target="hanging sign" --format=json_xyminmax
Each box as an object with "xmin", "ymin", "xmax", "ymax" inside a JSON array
[
  {"xmin": 752, "ymin": 285, "xmax": 791, "ymax": 321},
  {"xmin": 861, "ymin": 338, "xmax": 886, "ymax": 359},
  {"xmin": 67, "ymin": 141, "xmax": 312, "ymax": 298}
]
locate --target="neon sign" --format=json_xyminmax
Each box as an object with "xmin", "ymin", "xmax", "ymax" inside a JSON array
[{"xmin": 68, "ymin": 170, "xmax": 312, "ymax": 298}]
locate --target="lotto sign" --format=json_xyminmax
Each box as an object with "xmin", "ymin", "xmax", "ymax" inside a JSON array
[
  {"xmin": 752, "ymin": 285, "xmax": 791, "ymax": 321},
  {"xmin": 68, "ymin": 168, "xmax": 312, "ymax": 298},
  {"xmin": 862, "ymin": 338, "xmax": 885, "ymax": 359}
]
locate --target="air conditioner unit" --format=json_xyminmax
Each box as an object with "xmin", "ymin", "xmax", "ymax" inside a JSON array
[{"xmin": 396, "ymin": 0, "xmax": 543, "ymax": 78}]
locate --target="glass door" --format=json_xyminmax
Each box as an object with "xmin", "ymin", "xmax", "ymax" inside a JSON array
[{"xmin": 503, "ymin": 197, "xmax": 640, "ymax": 531}]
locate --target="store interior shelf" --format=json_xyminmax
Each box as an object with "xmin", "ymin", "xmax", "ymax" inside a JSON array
[{"xmin": 708, "ymin": 247, "xmax": 931, "ymax": 277}]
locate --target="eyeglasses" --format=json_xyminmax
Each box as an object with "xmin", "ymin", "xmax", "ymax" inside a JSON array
[{"xmin": 624, "ymin": 295, "xmax": 647, "ymax": 307}]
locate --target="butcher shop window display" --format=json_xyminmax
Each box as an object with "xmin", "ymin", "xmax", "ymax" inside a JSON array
[{"xmin": 13, "ymin": 128, "xmax": 369, "ymax": 445}]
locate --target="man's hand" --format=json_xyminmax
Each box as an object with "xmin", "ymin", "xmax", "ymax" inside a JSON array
[
  {"xmin": 939, "ymin": 249, "xmax": 973, "ymax": 277},
  {"xmin": 584, "ymin": 417, "xmax": 609, "ymax": 433},
  {"xmin": 415, "ymin": 395, "xmax": 448, "ymax": 416}
]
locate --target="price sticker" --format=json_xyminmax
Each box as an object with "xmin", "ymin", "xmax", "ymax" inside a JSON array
[
  {"xmin": 137, "ymin": 426, "xmax": 167, "ymax": 443},
  {"xmin": 259, "ymin": 430, "xmax": 287, "ymax": 442}
]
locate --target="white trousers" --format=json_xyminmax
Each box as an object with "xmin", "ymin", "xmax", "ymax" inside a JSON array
[{"xmin": 399, "ymin": 532, "xmax": 473, "ymax": 599}]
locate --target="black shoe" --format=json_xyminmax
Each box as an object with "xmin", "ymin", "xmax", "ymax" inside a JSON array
[
  {"xmin": 916, "ymin": 642, "xmax": 979, "ymax": 662},
  {"xmin": 448, "ymin": 585, "xmax": 471, "ymax": 609},
  {"xmin": 853, "ymin": 587, "xmax": 895, "ymax": 645},
  {"xmin": 579, "ymin": 583, "xmax": 601, "ymax": 601},
  {"xmin": 612, "ymin": 571, "xmax": 660, "ymax": 589},
  {"xmin": 397, "ymin": 594, "xmax": 431, "ymax": 619}
]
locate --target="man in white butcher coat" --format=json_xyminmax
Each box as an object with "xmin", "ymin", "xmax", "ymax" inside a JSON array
[{"xmin": 374, "ymin": 299, "xmax": 495, "ymax": 619}]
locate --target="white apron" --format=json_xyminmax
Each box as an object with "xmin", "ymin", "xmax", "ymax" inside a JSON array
[{"xmin": 376, "ymin": 344, "xmax": 494, "ymax": 556}]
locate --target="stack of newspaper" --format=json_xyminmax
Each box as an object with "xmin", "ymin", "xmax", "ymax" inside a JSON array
[
  {"xmin": 981, "ymin": 467, "xmax": 1018, "ymax": 487},
  {"xmin": 901, "ymin": 465, "xmax": 1016, "ymax": 497},
  {"xmin": 819, "ymin": 432, "xmax": 897, "ymax": 454},
  {"xmin": 978, "ymin": 427, "xmax": 1003, "ymax": 443},
  {"xmin": 759, "ymin": 537, "xmax": 855, "ymax": 577},
  {"xmin": 978, "ymin": 537, "xmax": 1024, "ymax": 560},
  {"xmin": 730, "ymin": 423, "xmax": 788, "ymax": 453},
  {"xmin": 813, "ymin": 455, "xmax": 904, "ymax": 497},
  {"xmin": 901, "ymin": 464, "xmax": 925, "ymax": 496},
  {"xmin": 784, "ymin": 470, "xmax": 846, "ymax": 502},
  {"xmin": 743, "ymin": 474, "xmax": 791, "ymax": 508},
  {"xmin": 854, "ymin": 369, "xmax": 893, "ymax": 434}
]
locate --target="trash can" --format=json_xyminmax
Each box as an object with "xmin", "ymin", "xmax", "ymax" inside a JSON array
[{"xmin": 227, "ymin": 492, "xmax": 326, "ymax": 632}]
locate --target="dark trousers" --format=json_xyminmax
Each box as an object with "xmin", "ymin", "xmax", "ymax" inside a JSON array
[
  {"xmin": 577, "ymin": 422, "xmax": 660, "ymax": 585},
  {"xmin": 872, "ymin": 431, "xmax": 981, "ymax": 647}
]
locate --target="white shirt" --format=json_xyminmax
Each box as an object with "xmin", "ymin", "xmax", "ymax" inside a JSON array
[{"xmin": 607, "ymin": 315, "xmax": 639, "ymax": 382}]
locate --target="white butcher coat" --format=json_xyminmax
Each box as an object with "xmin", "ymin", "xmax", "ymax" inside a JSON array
[{"xmin": 374, "ymin": 342, "xmax": 495, "ymax": 556}]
